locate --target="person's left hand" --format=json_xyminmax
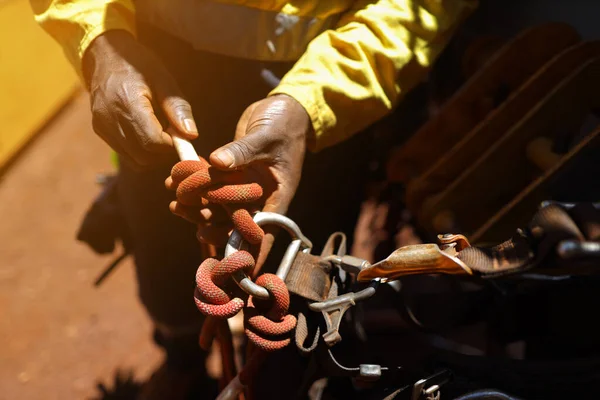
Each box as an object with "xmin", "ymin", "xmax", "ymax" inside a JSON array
[
  {"xmin": 210, "ymin": 93, "xmax": 311, "ymax": 210},
  {"xmin": 168, "ymin": 94, "xmax": 313, "ymax": 263}
]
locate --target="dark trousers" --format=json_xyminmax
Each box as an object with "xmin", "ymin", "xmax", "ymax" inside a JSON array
[{"xmin": 117, "ymin": 22, "xmax": 374, "ymax": 338}]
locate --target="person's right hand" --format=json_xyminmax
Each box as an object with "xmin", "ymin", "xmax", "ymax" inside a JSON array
[{"xmin": 83, "ymin": 30, "xmax": 198, "ymax": 168}]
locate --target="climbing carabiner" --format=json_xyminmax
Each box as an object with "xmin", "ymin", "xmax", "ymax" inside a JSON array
[{"xmin": 224, "ymin": 212, "xmax": 313, "ymax": 300}]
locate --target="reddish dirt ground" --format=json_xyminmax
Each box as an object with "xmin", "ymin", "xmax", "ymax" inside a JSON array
[{"xmin": 0, "ymin": 93, "xmax": 163, "ymax": 399}]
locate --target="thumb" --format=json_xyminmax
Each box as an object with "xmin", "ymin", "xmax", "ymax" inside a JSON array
[{"xmin": 209, "ymin": 128, "xmax": 272, "ymax": 170}]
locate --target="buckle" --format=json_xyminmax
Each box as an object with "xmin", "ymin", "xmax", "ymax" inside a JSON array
[{"xmin": 411, "ymin": 369, "xmax": 452, "ymax": 400}]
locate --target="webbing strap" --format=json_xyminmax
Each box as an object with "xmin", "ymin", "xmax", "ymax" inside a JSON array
[
  {"xmin": 289, "ymin": 233, "xmax": 347, "ymax": 355},
  {"xmin": 285, "ymin": 252, "xmax": 332, "ymax": 302},
  {"xmin": 295, "ymin": 312, "xmax": 320, "ymax": 354},
  {"xmin": 287, "ymin": 252, "xmax": 334, "ymax": 354},
  {"xmin": 457, "ymin": 202, "xmax": 598, "ymax": 278}
]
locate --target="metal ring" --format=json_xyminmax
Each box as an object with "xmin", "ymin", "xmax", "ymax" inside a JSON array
[{"xmin": 224, "ymin": 212, "xmax": 312, "ymax": 300}]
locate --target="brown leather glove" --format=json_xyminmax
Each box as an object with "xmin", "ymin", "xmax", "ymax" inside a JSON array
[{"xmin": 83, "ymin": 30, "xmax": 198, "ymax": 169}]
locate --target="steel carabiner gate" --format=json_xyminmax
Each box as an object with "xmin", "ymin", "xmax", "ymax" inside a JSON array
[{"xmin": 224, "ymin": 211, "xmax": 313, "ymax": 300}]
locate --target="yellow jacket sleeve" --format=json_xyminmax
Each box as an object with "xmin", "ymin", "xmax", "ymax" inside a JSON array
[
  {"xmin": 270, "ymin": 0, "xmax": 478, "ymax": 151},
  {"xmin": 30, "ymin": 0, "xmax": 136, "ymax": 76}
]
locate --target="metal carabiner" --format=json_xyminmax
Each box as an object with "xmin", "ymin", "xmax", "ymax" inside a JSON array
[{"xmin": 224, "ymin": 212, "xmax": 313, "ymax": 300}]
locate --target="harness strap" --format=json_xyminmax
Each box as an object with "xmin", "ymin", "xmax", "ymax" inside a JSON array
[
  {"xmin": 294, "ymin": 312, "xmax": 320, "ymax": 354},
  {"xmin": 285, "ymin": 252, "xmax": 332, "ymax": 302},
  {"xmin": 290, "ymin": 233, "xmax": 347, "ymax": 354},
  {"xmin": 457, "ymin": 202, "xmax": 597, "ymax": 278}
]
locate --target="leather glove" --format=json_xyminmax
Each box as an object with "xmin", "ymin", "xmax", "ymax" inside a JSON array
[{"xmin": 83, "ymin": 30, "xmax": 198, "ymax": 169}]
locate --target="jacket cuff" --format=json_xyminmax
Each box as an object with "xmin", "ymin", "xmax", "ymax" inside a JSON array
[{"xmin": 77, "ymin": 14, "xmax": 136, "ymax": 75}]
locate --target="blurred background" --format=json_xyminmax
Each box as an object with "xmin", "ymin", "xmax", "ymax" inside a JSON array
[{"xmin": 0, "ymin": 1, "xmax": 164, "ymax": 398}]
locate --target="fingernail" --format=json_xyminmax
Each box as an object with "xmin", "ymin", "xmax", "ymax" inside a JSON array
[
  {"xmin": 213, "ymin": 150, "xmax": 235, "ymax": 168},
  {"xmin": 183, "ymin": 118, "xmax": 198, "ymax": 134}
]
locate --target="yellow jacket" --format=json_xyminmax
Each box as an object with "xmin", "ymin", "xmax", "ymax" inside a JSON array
[{"xmin": 31, "ymin": 0, "xmax": 476, "ymax": 151}]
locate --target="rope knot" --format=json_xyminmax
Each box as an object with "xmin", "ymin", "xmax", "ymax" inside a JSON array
[
  {"xmin": 194, "ymin": 251, "xmax": 254, "ymax": 319},
  {"xmin": 171, "ymin": 160, "xmax": 297, "ymax": 353},
  {"xmin": 244, "ymin": 273, "xmax": 297, "ymax": 352}
]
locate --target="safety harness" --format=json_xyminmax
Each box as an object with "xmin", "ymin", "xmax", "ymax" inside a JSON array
[{"xmin": 168, "ymin": 152, "xmax": 600, "ymax": 399}]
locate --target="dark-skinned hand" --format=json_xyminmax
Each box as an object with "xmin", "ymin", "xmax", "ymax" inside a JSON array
[
  {"xmin": 166, "ymin": 94, "xmax": 313, "ymax": 270},
  {"xmin": 83, "ymin": 30, "xmax": 198, "ymax": 169}
]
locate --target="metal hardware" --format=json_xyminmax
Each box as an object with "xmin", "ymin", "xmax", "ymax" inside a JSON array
[
  {"xmin": 225, "ymin": 212, "xmax": 312, "ymax": 300},
  {"xmin": 411, "ymin": 370, "xmax": 452, "ymax": 400},
  {"xmin": 357, "ymin": 235, "xmax": 473, "ymax": 282},
  {"xmin": 557, "ymin": 239, "xmax": 600, "ymax": 259},
  {"xmin": 438, "ymin": 233, "xmax": 471, "ymax": 251},
  {"xmin": 308, "ymin": 280, "xmax": 380, "ymax": 346},
  {"xmin": 323, "ymin": 347, "xmax": 389, "ymax": 380},
  {"xmin": 540, "ymin": 200, "xmax": 600, "ymax": 210},
  {"xmin": 320, "ymin": 254, "xmax": 372, "ymax": 275}
]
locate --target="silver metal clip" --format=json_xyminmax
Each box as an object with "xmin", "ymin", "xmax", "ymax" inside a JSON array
[
  {"xmin": 411, "ymin": 370, "xmax": 451, "ymax": 400},
  {"xmin": 308, "ymin": 280, "xmax": 380, "ymax": 346},
  {"xmin": 224, "ymin": 212, "xmax": 312, "ymax": 300}
]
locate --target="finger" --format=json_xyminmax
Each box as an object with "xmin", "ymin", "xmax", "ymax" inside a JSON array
[
  {"xmin": 199, "ymin": 208, "xmax": 212, "ymax": 220},
  {"xmin": 154, "ymin": 76, "xmax": 198, "ymax": 140},
  {"xmin": 92, "ymin": 112, "xmax": 143, "ymax": 169},
  {"xmin": 91, "ymin": 94, "xmax": 156, "ymax": 167},
  {"xmin": 169, "ymin": 201, "xmax": 204, "ymax": 224},
  {"xmin": 170, "ymin": 199, "xmax": 231, "ymax": 226},
  {"xmin": 125, "ymin": 95, "xmax": 174, "ymax": 154},
  {"xmin": 111, "ymin": 116, "xmax": 159, "ymax": 166},
  {"xmin": 209, "ymin": 126, "xmax": 274, "ymax": 170},
  {"xmin": 261, "ymin": 185, "xmax": 295, "ymax": 216},
  {"xmin": 165, "ymin": 176, "xmax": 175, "ymax": 190},
  {"xmin": 199, "ymin": 206, "xmax": 230, "ymax": 225},
  {"xmin": 196, "ymin": 224, "xmax": 232, "ymax": 246}
]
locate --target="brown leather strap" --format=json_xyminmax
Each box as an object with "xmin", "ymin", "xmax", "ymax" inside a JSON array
[
  {"xmin": 289, "ymin": 233, "xmax": 346, "ymax": 355},
  {"xmin": 285, "ymin": 252, "xmax": 332, "ymax": 302},
  {"xmin": 457, "ymin": 203, "xmax": 595, "ymax": 277},
  {"xmin": 288, "ymin": 253, "xmax": 332, "ymax": 354}
]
